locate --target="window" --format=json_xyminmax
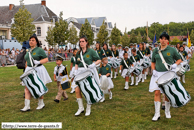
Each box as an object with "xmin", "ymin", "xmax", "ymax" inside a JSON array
[{"xmin": 37, "ymin": 27, "xmax": 41, "ymax": 36}]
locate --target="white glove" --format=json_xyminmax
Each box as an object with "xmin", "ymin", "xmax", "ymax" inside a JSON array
[
  {"xmin": 74, "ymin": 70, "xmax": 78, "ymax": 76},
  {"xmin": 119, "ymin": 70, "xmax": 121, "ymax": 73},
  {"xmin": 153, "ymin": 70, "xmax": 158, "ymax": 77},
  {"xmin": 33, "ymin": 60, "xmax": 40, "ymax": 65},
  {"xmin": 180, "ymin": 63, "xmax": 184, "ymax": 67},
  {"xmin": 88, "ymin": 63, "xmax": 96, "ymax": 69},
  {"xmin": 171, "ymin": 69, "xmax": 176, "ymax": 73},
  {"xmin": 171, "ymin": 64, "xmax": 177, "ymax": 69}
]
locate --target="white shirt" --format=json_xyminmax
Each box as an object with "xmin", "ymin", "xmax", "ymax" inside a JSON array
[
  {"xmin": 54, "ymin": 64, "xmax": 66, "ymax": 81},
  {"xmin": 118, "ymin": 49, "xmax": 124, "ymax": 59}
]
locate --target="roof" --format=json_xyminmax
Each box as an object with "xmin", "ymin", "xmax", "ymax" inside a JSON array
[
  {"xmin": 170, "ymin": 36, "xmax": 187, "ymax": 41},
  {"xmin": 0, "ymin": 4, "xmax": 58, "ymax": 24},
  {"xmin": 72, "ymin": 22, "xmax": 82, "ymax": 30},
  {"xmin": 108, "ymin": 22, "xmax": 113, "ymax": 28}
]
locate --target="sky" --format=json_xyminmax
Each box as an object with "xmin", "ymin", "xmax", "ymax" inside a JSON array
[{"xmin": 2, "ymin": 0, "xmax": 194, "ymax": 32}]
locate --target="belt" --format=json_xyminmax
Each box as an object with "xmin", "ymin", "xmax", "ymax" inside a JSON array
[{"xmin": 37, "ymin": 64, "xmax": 42, "ymax": 67}]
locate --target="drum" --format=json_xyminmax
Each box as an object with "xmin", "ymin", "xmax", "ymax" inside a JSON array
[
  {"xmin": 108, "ymin": 57, "xmax": 112, "ymax": 67},
  {"xmin": 100, "ymin": 75, "xmax": 109, "ymax": 90},
  {"xmin": 175, "ymin": 65, "xmax": 186, "ymax": 77},
  {"xmin": 182, "ymin": 61, "xmax": 190, "ymax": 71},
  {"xmin": 112, "ymin": 59, "xmax": 120, "ymax": 69},
  {"xmin": 144, "ymin": 57, "xmax": 151, "ymax": 67},
  {"xmin": 20, "ymin": 68, "xmax": 48, "ymax": 99},
  {"xmin": 156, "ymin": 71, "xmax": 191, "ymax": 108},
  {"xmin": 74, "ymin": 69, "xmax": 103, "ymax": 104},
  {"xmin": 140, "ymin": 58, "xmax": 149, "ymax": 69},
  {"xmin": 133, "ymin": 64, "xmax": 143, "ymax": 76}
]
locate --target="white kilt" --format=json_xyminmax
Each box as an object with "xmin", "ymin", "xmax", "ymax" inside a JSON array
[
  {"xmin": 100, "ymin": 76, "xmax": 114, "ymax": 89},
  {"xmin": 25, "ymin": 65, "xmax": 52, "ymax": 85},
  {"xmin": 149, "ymin": 71, "xmax": 168, "ymax": 93}
]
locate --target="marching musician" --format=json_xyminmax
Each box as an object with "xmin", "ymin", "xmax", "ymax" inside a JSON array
[
  {"xmin": 69, "ymin": 48, "xmax": 78, "ymax": 94},
  {"xmin": 149, "ymin": 32, "xmax": 182, "ymax": 121},
  {"xmin": 95, "ymin": 42, "xmax": 104, "ymax": 59},
  {"xmin": 118, "ymin": 44, "xmax": 124, "ymax": 59},
  {"xmin": 21, "ymin": 36, "xmax": 52, "ymax": 112},
  {"xmin": 137, "ymin": 43, "xmax": 147, "ymax": 83},
  {"xmin": 119, "ymin": 52, "xmax": 133, "ymax": 90},
  {"xmin": 130, "ymin": 48, "xmax": 141, "ymax": 86},
  {"xmin": 99, "ymin": 56, "xmax": 114, "ymax": 102},
  {"xmin": 111, "ymin": 44, "xmax": 119, "ymax": 78},
  {"xmin": 144, "ymin": 43, "xmax": 151, "ymax": 80},
  {"xmin": 74, "ymin": 36, "xmax": 101, "ymax": 116},
  {"xmin": 178, "ymin": 45, "xmax": 189, "ymax": 83},
  {"xmin": 53, "ymin": 55, "xmax": 69, "ymax": 103}
]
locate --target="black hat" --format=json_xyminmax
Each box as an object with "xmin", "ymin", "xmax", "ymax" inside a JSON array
[
  {"xmin": 160, "ymin": 32, "xmax": 169, "ymax": 40},
  {"xmin": 56, "ymin": 54, "xmax": 64, "ymax": 61},
  {"xmin": 101, "ymin": 55, "xmax": 107, "ymax": 59}
]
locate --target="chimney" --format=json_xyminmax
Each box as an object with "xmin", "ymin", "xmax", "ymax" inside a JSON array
[
  {"xmin": 9, "ymin": 4, "xmax": 14, "ymax": 10},
  {"xmin": 41, "ymin": 0, "xmax": 46, "ymax": 6}
]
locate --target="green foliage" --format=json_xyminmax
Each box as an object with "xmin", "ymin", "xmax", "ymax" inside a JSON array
[
  {"xmin": 136, "ymin": 31, "xmax": 142, "ymax": 43},
  {"xmin": 11, "ymin": 5, "xmax": 35, "ymax": 43},
  {"xmin": 53, "ymin": 12, "xmax": 69, "ymax": 47},
  {"xmin": 128, "ymin": 21, "xmax": 194, "ymax": 40},
  {"xmin": 45, "ymin": 25, "xmax": 56, "ymax": 48},
  {"xmin": 190, "ymin": 29, "xmax": 194, "ymax": 43},
  {"xmin": 79, "ymin": 19, "xmax": 94, "ymax": 45},
  {"xmin": 172, "ymin": 37, "xmax": 180, "ymax": 43},
  {"xmin": 109, "ymin": 23, "xmax": 121, "ymax": 46},
  {"xmin": 68, "ymin": 25, "xmax": 79, "ymax": 47},
  {"xmin": 142, "ymin": 33, "xmax": 147, "ymax": 43},
  {"xmin": 121, "ymin": 28, "xmax": 130, "ymax": 47},
  {"xmin": 96, "ymin": 20, "xmax": 109, "ymax": 45},
  {"xmin": 130, "ymin": 31, "xmax": 137, "ymax": 43}
]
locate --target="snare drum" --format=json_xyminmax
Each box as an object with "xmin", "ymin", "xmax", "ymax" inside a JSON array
[
  {"xmin": 20, "ymin": 69, "xmax": 48, "ymax": 99},
  {"xmin": 156, "ymin": 71, "xmax": 191, "ymax": 108},
  {"xmin": 175, "ymin": 65, "xmax": 186, "ymax": 77},
  {"xmin": 108, "ymin": 57, "xmax": 112, "ymax": 67},
  {"xmin": 132, "ymin": 64, "xmax": 143, "ymax": 76},
  {"xmin": 74, "ymin": 69, "xmax": 103, "ymax": 104}
]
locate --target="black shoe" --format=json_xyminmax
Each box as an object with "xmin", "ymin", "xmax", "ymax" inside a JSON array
[
  {"xmin": 63, "ymin": 98, "xmax": 68, "ymax": 101},
  {"xmin": 162, "ymin": 105, "xmax": 165, "ymax": 110},
  {"xmin": 54, "ymin": 99, "xmax": 59, "ymax": 103}
]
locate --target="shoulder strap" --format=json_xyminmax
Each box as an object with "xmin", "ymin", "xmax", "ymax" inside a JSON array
[
  {"xmin": 132, "ymin": 56, "xmax": 136, "ymax": 63},
  {"xmin": 123, "ymin": 59, "xmax": 129, "ymax": 69},
  {"xmin": 80, "ymin": 51, "xmax": 87, "ymax": 69},
  {"xmin": 102, "ymin": 49, "xmax": 107, "ymax": 57},
  {"xmin": 158, "ymin": 50, "xmax": 170, "ymax": 71},
  {"xmin": 28, "ymin": 51, "xmax": 34, "ymax": 67},
  {"xmin": 73, "ymin": 56, "xmax": 76, "ymax": 62},
  {"xmin": 179, "ymin": 52, "xmax": 185, "ymax": 61},
  {"xmin": 111, "ymin": 51, "xmax": 115, "ymax": 58},
  {"xmin": 138, "ymin": 50, "xmax": 144, "ymax": 58}
]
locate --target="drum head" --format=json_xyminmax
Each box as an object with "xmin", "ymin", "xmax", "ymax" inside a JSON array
[
  {"xmin": 157, "ymin": 71, "xmax": 175, "ymax": 85},
  {"xmin": 74, "ymin": 69, "xmax": 92, "ymax": 82}
]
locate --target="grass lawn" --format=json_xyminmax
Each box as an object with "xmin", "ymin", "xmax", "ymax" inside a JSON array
[{"xmin": 0, "ymin": 58, "xmax": 194, "ymax": 130}]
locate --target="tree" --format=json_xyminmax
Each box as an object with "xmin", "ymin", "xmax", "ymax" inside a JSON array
[
  {"xmin": 45, "ymin": 25, "xmax": 56, "ymax": 48},
  {"xmin": 53, "ymin": 11, "xmax": 69, "ymax": 47},
  {"xmin": 137, "ymin": 31, "xmax": 142, "ymax": 43},
  {"xmin": 190, "ymin": 29, "xmax": 194, "ymax": 43},
  {"xmin": 130, "ymin": 31, "xmax": 137, "ymax": 43},
  {"xmin": 79, "ymin": 19, "xmax": 94, "ymax": 45},
  {"xmin": 121, "ymin": 28, "xmax": 130, "ymax": 47},
  {"xmin": 68, "ymin": 25, "xmax": 79, "ymax": 48},
  {"xmin": 142, "ymin": 33, "xmax": 147, "ymax": 43},
  {"xmin": 172, "ymin": 37, "xmax": 180, "ymax": 43},
  {"xmin": 109, "ymin": 23, "xmax": 121, "ymax": 46},
  {"xmin": 96, "ymin": 20, "xmax": 109, "ymax": 45},
  {"xmin": 11, "ymin": 5, "xmax": 35, "ymax": 43}
]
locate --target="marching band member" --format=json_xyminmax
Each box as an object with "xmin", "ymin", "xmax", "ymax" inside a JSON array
[
  {"xmin": 53, "ymin": 55, "xmax": 68, "ymax": 103},
  {"xmin": 111, "ymin": 44, "xmax": 119, "ymax": 78},
  {"xmin": 95, "ymin": 42, "xmax": 104, "ymax": 59},
  {"xmin": 21, "ymin": 35, "xmax": 52, "ymax": 112},
  {"xmin": 149, "ymin": 32, "xmax": 182, "ymax": 121},
  {"xmin": 144, "ymin": 43, "xmax": 151, "ymax": 79},
  {"xmin": 99, "ymin": 56, "xmax": 114, "ymax": 102},
  {"xmin": 148, "ymin": 46, "xmax": 153, "ymax": 75},
  {"xmin": 118, "ymin": 44, "xmax": 124, "ymax": 59},
  {"xmin": 69, "ymin": 48, "xmax": 78, "ymax": 93},
  {"xmin": 124, "ymin": 46, "xmax": 131, "ymax": 58},
  {"xmin": 74, "ymin": 36, "xmax": 101, "ymax": 116},
  {"xmin": 153, "ymin": 42, "xmax": 159, "ymax": 50},
  {"xmin": 137, "ymin": 43, "xmax": 147, "ymax": 83},
  {"xmin": 102, "ymin": 43, "xmax": 113, "ymax": 77},
  {"xmin": 179, "ymin": 45, "xmax": 189, "ymax": 83},
  {"xmin": 130, "ymin": 48, "xmax": 141, "ymax": 86},
  {"xmin": 119, "ymin": 52, "xmax": 133, "ymax": 90},
  {"xmin": 175, "ymin": 43, "xmax": 181, "ymax": 52}
]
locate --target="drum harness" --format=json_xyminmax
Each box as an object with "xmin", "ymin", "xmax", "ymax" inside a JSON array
[{"xmin": 158, "ymin": 50, "xmax": 171, "ymax": 71}]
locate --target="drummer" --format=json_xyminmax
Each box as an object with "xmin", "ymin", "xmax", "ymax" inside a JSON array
[
  {"xmin": 111, "ymin": 44, "xmax": 119, "ymax": 78},
  {"xmin": 119, "ymin": 52, "xmax": 133, "ymax": 90},
  {"xmin": 99, "ymin": 55, "xmax": 114, "ymax": 102},
  {"xmin": 179, "ymin": 45, "xmax": 189, "ymax": 83},
  {"xmin": 144, "ymin": 43, "xmax": 151, "ymax": 80},
  {"xmin": 95, "ymin": 42, "xmax": 104, "ymax": 59},
  {"xmin": 137, "ymin": 43, "xmax": 147, "ymax": 83},
  {"xmin": 21, "ymin": 35, "xmax": 52, "ymax": 112},
  {"xmin": 74, "ymin": 36, "xmax": 101, "ymax": 116},
  {"xmin": 130, "ymin": 48, "xmax": 141, "ymax": 86},
  {"xmin": 149, "ymin": 32, "xmax": 181, "ymax": 121}
]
